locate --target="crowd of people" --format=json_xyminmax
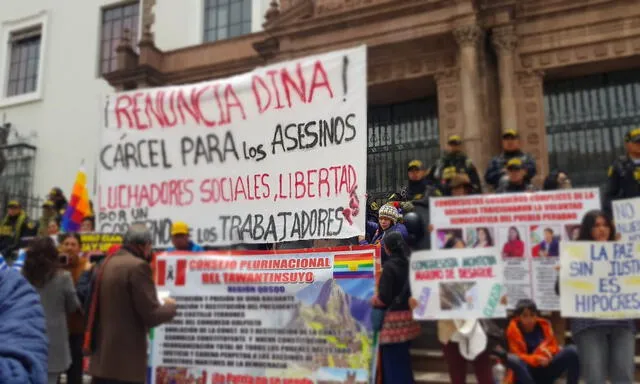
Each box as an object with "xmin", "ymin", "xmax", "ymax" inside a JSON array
[{"xmin": 0, "ymin": 127, "xmax": 639, "ymax": 384}]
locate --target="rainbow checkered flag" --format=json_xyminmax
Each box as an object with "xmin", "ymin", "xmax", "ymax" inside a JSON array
[{"xmin": 61, "ymin": 167, "xmax": 92, "ymax": 232}]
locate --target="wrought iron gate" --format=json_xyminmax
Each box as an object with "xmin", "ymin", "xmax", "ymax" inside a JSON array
[
  {"xmin": 367, "ymin": 98, "xmax": 440, "ymax": 198},
  {"xmin": 544, "ymin": 69, "xmax": 640, "ymax": 188}
]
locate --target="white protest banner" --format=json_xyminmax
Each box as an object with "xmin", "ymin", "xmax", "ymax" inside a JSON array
[
  {"xmin": 560, "ymin": 241, "xmax": 640, "ymax": 319},
  {"xmin": 97, "ymin": 46, "xmax": 367, "ymax": 247},
  {"xmin": 429, "ymin": 188, "xmax": 600, "ymax": 310},
  {"xmin": 410, "ymin": 248, "xmax": 506, "ymax": 320},
  {"xmin": 150, "ymin": 246, "xmax": 378, "ymax": 383},
  {"xmin": 613, "ymin": 197, "xmax": 640, "ymax": 241}
]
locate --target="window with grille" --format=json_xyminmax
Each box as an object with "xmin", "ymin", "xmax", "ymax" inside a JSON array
[
  {"xmin": 367, "ymin": 98, "xmax": 440, "ymax": 197},
  {"xmin": 6, "ymin": 27, "xmax": 42, "ymax": 97},
  {"xmin": 203, "ymin": 0, "xmax": 252, "ymax": 43},
  {"xmin": 99, "ymin": 1, "xmax": 140, "ymax": 75},
  {"xmin": 544, "ymin": 69, "xmax": 640, "ymax": 188}
]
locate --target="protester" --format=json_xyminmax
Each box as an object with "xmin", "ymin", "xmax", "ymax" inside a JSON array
[
  {"xmin": 543, "ymin": 170, "xmax": 571, "ymax": 190},
  {"xmin": 428, "ymin": 135, "xmax": 482, "ymax": 194},
  {"xmin": 38, "ymin": 200, "xmax": 58, "ymax": 237},
  {"xmin": 496, "ymin": 159, "xmax": 536, "ymax": 193},
  {"xmin": 485, "ymin": 129, "xmax": 537, "ymax": 191},
  {"xmin": 22, "ymin": 237, "xmax": 82, "ymax": 384},
  {"xmin": 359, "ymin": 202, "xmax": 408, "ymax": 263},
  {"xmin": 86, "ymin": 223, "xmax": 177, "ymax": 384},
  {"xmin": 439, "ymin": 233, "xmax": 494, "ymax": 384},
  {"xmin": 60, "ymin": 232, "xmax": 87, "ymax": 384},
  {"xmin": 603, "ymin": 128, "xmax": 640, "ymax": 215},
  {"xmin": 81, "ymin": 216, "xmax": 96, "ymax": 233},
  {"xmin": 167, "ymin": 221, "xmax": 204, "ymax": 252},
  {"xmin": 49, "ymin": 187, "xmax": 69, "ymax": 217},
  {"xmin": 0, "ymin": 268, "xmax": 48, "ymax": 383},
  {"xmin": 504, "ymin": 299, "xmax": 579, "ymax": 384},
  {"xmin": 568, "ymin": 210, "xmax": 636, "ymax": 384},
  {"xmin": 371, "ymin": 231, "xmax": 420, "ymax": 383},
  {"xmin": 0, "ymin": 200, "xmax": 37, "ymax": 256},
  {"xmin": 48, "ymin": 218, "xmax": 61, "ymax": 236},
  {"xmin": 77, "ymin": 244, "xmax": 121, "ymax": 308}
]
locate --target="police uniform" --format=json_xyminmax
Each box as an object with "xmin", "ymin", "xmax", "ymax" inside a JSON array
[
  {"xmin": 0, "ymin": 201, "xmax": 37, "ymax": 255},
  {"xmin": 428, "ymin": 135, "xmax": 482, "ymax": 194},
  {"xmin": 495, "ymin": 158, "xmax": 537, "ymax": 193},
  {"xmin": 485, "ymin": 129, "xmax": 537, "ymax": 190},
  {"xmin": 604, "ymin": 128, "xmax": 640, "ymax": 214},
  {"xmin": 400, "ymin": 160, "xmax": 443, "ymax": 202}
]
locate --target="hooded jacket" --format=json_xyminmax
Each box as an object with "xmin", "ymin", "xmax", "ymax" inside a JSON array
[
  {"xmin": 505, "ymin": 317, "xmax": 559, "ymax": 383},
  {"xmin": 0, "ymin": 269, "xmax": 48, "ymax": 383}
]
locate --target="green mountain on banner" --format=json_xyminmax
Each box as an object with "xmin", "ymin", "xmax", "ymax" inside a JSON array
[{"xmin": 286, "ymin": 279, "xmax": 372, "ymax": 370}]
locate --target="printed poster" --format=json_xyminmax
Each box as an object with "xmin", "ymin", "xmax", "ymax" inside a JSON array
[
  {"xmin": 613, "ymin": 197, "xmax": 640, "ymax": 241},
  {"xmin": 560, "ymin": 241, "xmax": 640, "ymax": 319},
  {"xmin": 80, "ymin": 232, "xmax": 122, "ymax": 254},
  {"xmin": 429, "ymin": 188, "xmax": 600, "ymax": 310},
  {"xmin": 149, "ymin": 246, "xmax": 379, "ymax": 384},
  {"xmin": 410, "ymin": 248, "xmax": 507, "ymax": 320},
  {"xmin": 97, "ymin": 46, "xmax": 367, "ymax": 247}
]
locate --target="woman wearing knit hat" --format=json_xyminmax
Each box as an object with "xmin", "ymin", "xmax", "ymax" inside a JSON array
[{"xmin": 359, "ymin": 202, "xmax": 409, "ymax": 264}]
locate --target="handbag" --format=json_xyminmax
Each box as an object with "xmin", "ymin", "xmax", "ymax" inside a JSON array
[{"xmin": 371, "ymin": 281, "xmax": 410, "ymax": 332}]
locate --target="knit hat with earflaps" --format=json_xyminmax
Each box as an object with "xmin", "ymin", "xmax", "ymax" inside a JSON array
[{"xmin": 378, "ymin": 203, "xmax": 400, "ymax": 223}]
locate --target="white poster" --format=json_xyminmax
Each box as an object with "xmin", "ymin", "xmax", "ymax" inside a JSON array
[
  {"xmin": 410, "ymin": 248, "xmax": 506, "ymax": 320},
  {"xmin": 97, "ymin": 46, "xmax": 367, "ymax": 247},
  {"xmin": 429, "ymin": 188, "xmax": 601, "ymax": 310},
  {"xmin": 613, "ymin": 197, "xmax": 640, "ymax": 241},
  {"xmin": 150, "ymin": 247, "xmax": 378, "ymax": 383},
  {"xmin": 560, "ymin": 241, "xmax": 640, "ymax": 319}
]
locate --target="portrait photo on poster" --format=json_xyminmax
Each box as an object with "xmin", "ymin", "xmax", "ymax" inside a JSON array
[
  {"xmin": 436, "ymin": 228, "xmax": 465, "ymax": 249},
  {"xmin": 465, "ymin": 227, "xmax": 495, "ymax": 249},
  {"xmin": 530, "ymin": 225, "xmax": 561, "ymax": 258},
  {"xmin": 498, "ymin": 226, "xmax": 527, "ymax": 258}
]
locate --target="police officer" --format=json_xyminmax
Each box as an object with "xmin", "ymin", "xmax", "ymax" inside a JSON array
[
  {"xmin": 485, "ymin": 129, "xmax": 537, "ymax": 191},
  {"xmin": 495, "ymin": 158, "xmax": 537, "ymax": 193},
  {"xmin": 428, "ymin": 135, "xmax": 482, "ymax": 194},
  {"xmin": 0, "ymin": 200, "xmax": 37, "ymax": 256},
  {"xmin": 604, "ymin": 128, "xmax": 640, "ymax": 214},
  {"xmin": 400, "ymin": 159, "xmax": 442, "ymax": 202}
]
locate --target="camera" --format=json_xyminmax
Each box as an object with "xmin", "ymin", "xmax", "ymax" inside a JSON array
[{"xmin": 59, "ymin": 254, "xmax": 69, "ymax": 266}]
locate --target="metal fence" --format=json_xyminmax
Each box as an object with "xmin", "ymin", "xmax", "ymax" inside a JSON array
[{"xmin": 367, "ymin": 98, "xmax": 441, "ymax": 197}]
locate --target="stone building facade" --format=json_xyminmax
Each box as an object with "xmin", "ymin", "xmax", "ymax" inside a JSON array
[{"xmin": 105, "ymin": 0, "xmax": 640, "ymax": 195}]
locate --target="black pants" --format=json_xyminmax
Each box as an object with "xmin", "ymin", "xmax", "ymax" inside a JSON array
[
  {"xmin": 66, "ymin": 334, "xmax": 84, "ymax": 384},
  {"xmin": 92, "ymin": 379, "xmax": 143, "ymax": 384}
]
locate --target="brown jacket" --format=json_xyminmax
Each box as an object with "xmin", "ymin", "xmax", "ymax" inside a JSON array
[
  {"xmin": 88, "ymin": 248, "xmax": 176, "ymax": 383},
  {"xmin": 64, "ymin": 255, "xmax": 87, "ymax": 335}
]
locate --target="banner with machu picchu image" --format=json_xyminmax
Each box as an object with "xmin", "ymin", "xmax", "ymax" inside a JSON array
[{"xmin": 149, "ymin": 246, "xmax": 380, "ymax": 384}]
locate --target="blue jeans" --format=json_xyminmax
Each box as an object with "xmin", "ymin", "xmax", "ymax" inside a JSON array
[
  {"xmin": 573, "ymin": 326, "xmax": 635, "ymax": 384},
  {"xmin": 381, "ymin": 341, "xmax": 414, "ymax": 384},
  {"xmin": 507, "ymin": 345, "xmax": 579, "ymax": 384}
]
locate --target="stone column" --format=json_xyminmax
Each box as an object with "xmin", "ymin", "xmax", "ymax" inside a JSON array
[
  {"xmin": 492, "ymin": 25, "xmax": 518, "ymax": 132},
  {"xmin": 453, "ymin": 24, "xmax": 485, "ymax": 170},
  {"xmin": 434, "ymin": 69, "xmax": 463, "ymax": 150},
  {"xmin": 516, "ymin": 70, "xmax": 548, "ymax": 186}
]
